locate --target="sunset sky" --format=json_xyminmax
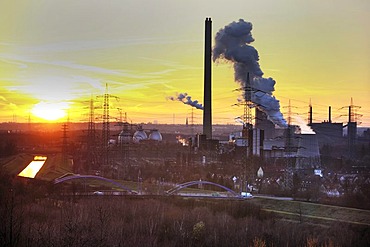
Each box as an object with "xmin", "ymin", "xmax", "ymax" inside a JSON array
[{"xmin": 0, "ymin": 0, "xmax": 369, "ymax": 127}]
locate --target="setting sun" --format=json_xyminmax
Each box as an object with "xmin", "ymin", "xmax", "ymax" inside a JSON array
[{"xmin": 31, "ymin": 101, "xmax": 69, "ymax": 121}]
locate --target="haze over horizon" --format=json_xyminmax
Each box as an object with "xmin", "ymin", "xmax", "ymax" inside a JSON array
[{"xmin": 0, "ymin": 0, "xmax": 369, "ymax": 127}]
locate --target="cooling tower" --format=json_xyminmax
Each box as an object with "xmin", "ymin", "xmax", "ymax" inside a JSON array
[{"xmin": 203, "ymin": 17, "xmax": 212, "ymax": 139}]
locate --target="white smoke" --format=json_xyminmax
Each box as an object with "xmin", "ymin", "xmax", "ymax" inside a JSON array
[
  {"xmin": 293, "ymin": 116, "xmax": 316, "ymax": 134},
  {"xmin": 168, "ymin": 92, "xmax": 203, "ymax": 110},
  {"xmin": 234, "ymin": 116, "xmax": 245, "ymax": 125},
  {"xmin": 213, "ymin": 19, "xmax": 287, "ymax": 127}
]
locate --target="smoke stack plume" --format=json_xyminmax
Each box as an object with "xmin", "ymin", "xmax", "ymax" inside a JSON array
[
  {"xmin": 213, "ymin": 19, "xmax": 287, "ymax": 127},
  {"xmin": 168, "ymin": 93, "xmax": 203, "ymax": 110}
]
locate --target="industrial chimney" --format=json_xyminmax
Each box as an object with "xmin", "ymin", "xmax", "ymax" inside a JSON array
[
  {"xmin": 308, "ymin": 104, "xmax": 313, "ymax": 125},
  {"xmin": 203, "ymin": 17, "xmax": 212, "ymax": 139}
]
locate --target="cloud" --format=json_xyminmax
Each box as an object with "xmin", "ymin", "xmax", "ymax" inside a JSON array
[
  {"xmin": 0, "ymin": 53, "xmax": 137, "ymax": 77},
  {"xmin": 0, "ymin": 57, "xmax": 28, "ymax": 69},
  {"xmin": 0, "ymin": 52, "xmax": 172, "ymax": 101},
  {"xmin": 139, "ymin": 57, "xmax": 200, "ymax": 71},
  {"xmin": 3, "ymin": 38, "xmax": 198, "ymax": 54}
]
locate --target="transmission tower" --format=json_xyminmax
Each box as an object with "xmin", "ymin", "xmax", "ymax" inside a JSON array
[
  {"xmin": 119, "ymin": 121, "xmax": 131, "ymax": 178},
  {"xmin": 191, "ymin": 108, "xmax": 195, "ymax": 136},
  {"xmin": 88, "ymin": 96, "xmax": 96, "ymax": 139},
  {"xmin": 12, "ymin": 113, "xmax": 17, "ymax": 123},
  {"xmin": 284, "ymin": 99, "xmax": 295, "ymax": 191},
  {"xmin": 28, "ymin": 111, "xmax": 31, "ymax": 132},
  {"xmin": 344, "ymin": 98, "xmax": 361, "ymax": 159},
  {"xmin": 115, "ymin": 108, "xmax": 133, "ymax": 179},
  {"xmin": 348, "ymin": 97, "xmax": 361, "ymax": 123},
  {"xmin": 97, "ymin": 83, "xmax": 119, "ymax": 176},
  {"xmin": 86, "ymin": 95, "xmax": 98, "ymax": 172},
  {"xmin": 241, "ymin": 73, "xmax": 254, "ymax": 192},
  {"xmin": 243, "ymin": 73, "xmax": 254, "ymax": 132},
  {"xmin": 61, "ymin": 121, "xmax": 69, "ymax": 168}
]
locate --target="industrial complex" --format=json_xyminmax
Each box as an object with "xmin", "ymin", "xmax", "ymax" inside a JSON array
[{"xmin": 1, "ymin": 18, "xmax": 369, "ymax": 201}]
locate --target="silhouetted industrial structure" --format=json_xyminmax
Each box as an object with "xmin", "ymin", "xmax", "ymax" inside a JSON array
[
  {"xmin": 346, "ymin": 98, "xmax": 360, "ymax": 159},
  {"xmin": 203, "ymin": 17, "xmax": 212, "ymax": 139},
  {"xmin": 97, "ymin": 83, "xmax": 119, "ymax": 174},
  {"xmin": 117, "ymin": 121, "xmax": 133, "ymax": 178},
  {"xmin": 310, "ymin": 106, "xmax": 343, "ymax": 147},
  {"xmin": 86, "ymin": 96, "xmax": 98, "ymax": 171},
  {"xmin": 61, "ymin": 122, "xmax": 69, "ymax": 166},
  {"xmin": 308, "ymin": 98, "xmax": 361, "ymax": 160},
  {"xmin": 255, "ymin": 108, "xmax": 276, "ymax": 139},
  {"xmin": 284, "ymin": 100, "xmax": 295, "ymax": 190}
]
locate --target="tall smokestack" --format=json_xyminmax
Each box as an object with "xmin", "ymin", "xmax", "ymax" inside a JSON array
[
  {"xmin": 348, "ymin": 105, "xmax": 352, "ymax": 123},
  {"xmin": 308, "ymin": 105, "xmax": 313, "ymax": 125},
  {"xmin": 203, "ymin": 17, "xmax": 212, "ymax": 139},
  {"xmin": 328, "ymin": 106, "xmax": 332, "ymax": 123}
]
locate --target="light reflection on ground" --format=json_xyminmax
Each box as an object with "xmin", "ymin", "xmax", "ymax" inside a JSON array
[{"xmin": 18, "ymin": 156, "xmax": 47, "ymax": 178}]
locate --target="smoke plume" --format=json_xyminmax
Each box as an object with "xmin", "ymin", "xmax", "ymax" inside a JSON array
[
  {"xmin": 168, "ymin": 93, "xmax": 203, "ymax": 110},
  {"xmin": 213, "ymin": 19, "xmax": 287, "ymax": 127}
]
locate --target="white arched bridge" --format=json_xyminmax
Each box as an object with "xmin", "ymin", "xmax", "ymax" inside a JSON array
[
  {"xmin": 54, "ymin": 174, "xmax": 242, "ymax": 198},
  {"xmin": 166, "ymin": 180, "xmax": 240, "ymax": 197}
]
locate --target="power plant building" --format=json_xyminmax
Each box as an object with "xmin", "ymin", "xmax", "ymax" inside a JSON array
[
  {"xmin": 230, "ymin": 128, "xmax": 264, "ymax": 156},
  {"xmin": 295, "ymin": 134, "xmax": 321, "ymax": 169},
  {"xmin": 263, "ymin": 129, "xmax": 321, "ymax": 170},
  {"xmin": 310, "ymin": 122, "xmax": 343, "ymax": 147},
  {"xmin": 255, "ymin": 108, "xmax": 278, "ymax": 139}
]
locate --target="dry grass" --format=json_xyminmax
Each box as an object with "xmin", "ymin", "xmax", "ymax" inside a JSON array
[
  {"xmin": 1, "ymin": 194, "xmax": 369, "ymax": 247},
  {"xmin": 253, "ymin": 197, "xmax": 370, "ymax": 227}
]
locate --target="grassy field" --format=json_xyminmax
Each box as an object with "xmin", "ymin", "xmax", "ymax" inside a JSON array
[
  {"xmin": 1, "ymin": 153, "xmax": 73, "ymax": 181},
  {"xmin": 55, "ymin": 176, "xmax": 370, "ymax": 228},
  {"xmin": 1, "ymin": 153, "xmax": 34, "ymax": 175},
  {"xmin": 2, "ymin": 153, "xmax": 370, "ymax": 230},
  {"xmin": 253, "ymin": 197, "xmax": 370, "ymax": 227}
]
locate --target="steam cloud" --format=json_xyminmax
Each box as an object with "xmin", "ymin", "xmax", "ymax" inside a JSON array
[
  {"xmin": 168, "ymin": 93, "xmax": 203, "ymax": 110},
  {"xmin": 213, "ymin": 19, "xmax": 287, "ymax": 127}
]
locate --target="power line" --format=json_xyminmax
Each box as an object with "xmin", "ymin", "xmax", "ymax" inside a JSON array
[{"xmin": 96, "ymin": 83, "xmax": 120, "ymax": 176}]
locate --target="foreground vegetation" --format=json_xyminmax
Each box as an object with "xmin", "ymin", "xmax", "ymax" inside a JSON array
[{"xmin": 1, "ymin": 175, "xmax": 369, "ymax": 247}]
